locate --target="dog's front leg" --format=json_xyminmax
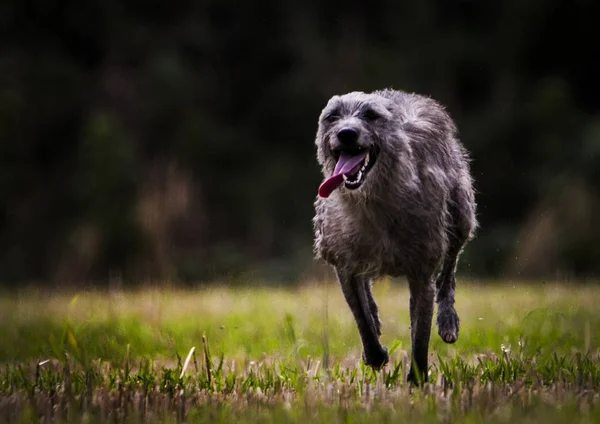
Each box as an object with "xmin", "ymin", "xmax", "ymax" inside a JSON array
[
  {"xmin": 364, "ymin": 278, "xmax": 382, "ymax": 336},
  {"xmin": 407, "ymin": 275, "xmax": 435, "ymax": 384},
  {"xmin": 335, "ymin": 268, "xmax": 389, "ymax": 369}
]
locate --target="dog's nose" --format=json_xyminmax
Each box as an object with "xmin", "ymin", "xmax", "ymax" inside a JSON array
[{"xmin": 337, "ymin": 127, "xmax": 359, "ymax": 145}]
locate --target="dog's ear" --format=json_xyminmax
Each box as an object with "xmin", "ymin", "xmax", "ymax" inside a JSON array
[
  {"xmin": 319, "ymin": 96, "xmax": 342, "ymax": 123},
  {"xmin": 380, "ymin": 98, "xmax": 398, "ymax": 118},
  {"xmin": 377, "ymin": 104, "xmax": 394, "ymax": 120},
  {"xmin": 363, "ymin": 100, "xmax": 394, "ymax": 122}
]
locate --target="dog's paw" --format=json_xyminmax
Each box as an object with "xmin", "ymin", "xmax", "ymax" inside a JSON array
[
  {"xmin": 437, "ymin": 306, "xmax": 460, "ymax": 344},
  {"xmin": 407, "ymin": 367, "xmax": 428, "ymax": 386},
  {"xmin": 362, "ymin": 346, "xmax": 389, "ymax": 370}
]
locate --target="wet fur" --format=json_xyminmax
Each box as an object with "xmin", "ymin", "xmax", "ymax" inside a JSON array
[{"xmin": 313, "ymin": 89, "xmax": 477, "ymax": 384}]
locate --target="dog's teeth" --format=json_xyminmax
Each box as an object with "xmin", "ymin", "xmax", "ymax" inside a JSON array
[
  {"xmin": 344, "ymin": 169, "xmax": 365, "ymax": 187},
  {"xmin": 359, "ymin": 154, "xmax": 370, "ymax": 172},
  {"xmin": 343, "ymin": 174, "xmax": 348, "ymax": 181}
]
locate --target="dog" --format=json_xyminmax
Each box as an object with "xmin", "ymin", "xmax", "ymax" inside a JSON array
[{"xmin": 313, "ymin": 89, "xmax": 477, "ymax": 383}]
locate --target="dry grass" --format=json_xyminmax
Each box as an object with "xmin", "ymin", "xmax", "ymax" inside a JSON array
[{"xmin": 1, "ymin": 279, "xmax": 600, "ymax": 423}]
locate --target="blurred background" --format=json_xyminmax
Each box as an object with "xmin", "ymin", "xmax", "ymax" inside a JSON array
[{"xmin": 1, "ymin": 0, "xmax": 599, "ymax": 287}]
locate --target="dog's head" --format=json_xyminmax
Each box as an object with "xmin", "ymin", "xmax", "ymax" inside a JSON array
[{"xmin": 315, "ymin": 91, "xmax": 399, "ymax": 198}]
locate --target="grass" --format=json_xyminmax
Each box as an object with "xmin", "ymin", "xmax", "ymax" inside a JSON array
[{"xmin": 1, "ymin": 278, "xmax": 600, "ymax": 422}]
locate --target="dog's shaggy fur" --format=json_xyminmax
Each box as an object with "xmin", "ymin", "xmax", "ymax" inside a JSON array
[{"xmin": 313, "ymin": 89, "xmax": 477, "ymax": 383}]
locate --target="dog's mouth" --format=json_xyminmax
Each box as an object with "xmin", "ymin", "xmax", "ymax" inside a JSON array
[{"xmin": 318, "ymin": 147, "xmax": 378, "ymax": 198}]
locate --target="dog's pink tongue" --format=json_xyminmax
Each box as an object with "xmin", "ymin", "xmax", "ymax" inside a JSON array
[{"xmin": 318, "ymin": 151, "xmax": 367, "ymax": 198}]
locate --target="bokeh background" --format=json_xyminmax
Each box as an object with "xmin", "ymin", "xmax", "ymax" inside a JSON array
[{"xmin": 2, "ymin": 0, "xmax": 599, "ymax": 287}]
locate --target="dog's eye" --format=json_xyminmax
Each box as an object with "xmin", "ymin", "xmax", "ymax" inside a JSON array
[
  {"xmin": 323, "ymin": 112, "xmax": 340, "ymax": 123},
  {"xmin": 362, "ymin": 109, "xmax": 380, "ymax": 122}
]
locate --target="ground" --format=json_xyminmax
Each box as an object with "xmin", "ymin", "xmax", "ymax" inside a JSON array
[{"xmin": 1, "ymin": 279, "xmax": 599, "ymax": 423}]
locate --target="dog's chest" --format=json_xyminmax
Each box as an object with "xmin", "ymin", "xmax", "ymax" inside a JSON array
[{"xmin": 320, "ymin": 202, "xmax": 411, "ymax": 275}]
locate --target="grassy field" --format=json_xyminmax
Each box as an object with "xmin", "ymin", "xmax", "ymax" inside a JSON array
[{"xmin": 1, "ymin": 279, "xmax": 600, "ymax": 423}]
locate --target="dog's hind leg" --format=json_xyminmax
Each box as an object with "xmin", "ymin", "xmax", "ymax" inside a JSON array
[
  {"xmin": 336, "ymin": 268, "xmax": 388, "ymax": 369},
  {"xmin": 407, "ymin": 274, "xmax": 435, "ymax": 384},
  {"xmin": 436, "ymin": 185, "xmax": 476, "ymax": 344}
]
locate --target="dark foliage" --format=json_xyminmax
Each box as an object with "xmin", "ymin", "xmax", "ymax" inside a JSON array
[{"xmin": 1, "ymin": 0, "xmax": 599, "ymax": 284}]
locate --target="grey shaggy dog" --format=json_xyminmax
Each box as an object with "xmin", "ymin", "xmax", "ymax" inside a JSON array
[{"xmin": 313, "ymin": 88, "xmax": 477, "ymax": 384}]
